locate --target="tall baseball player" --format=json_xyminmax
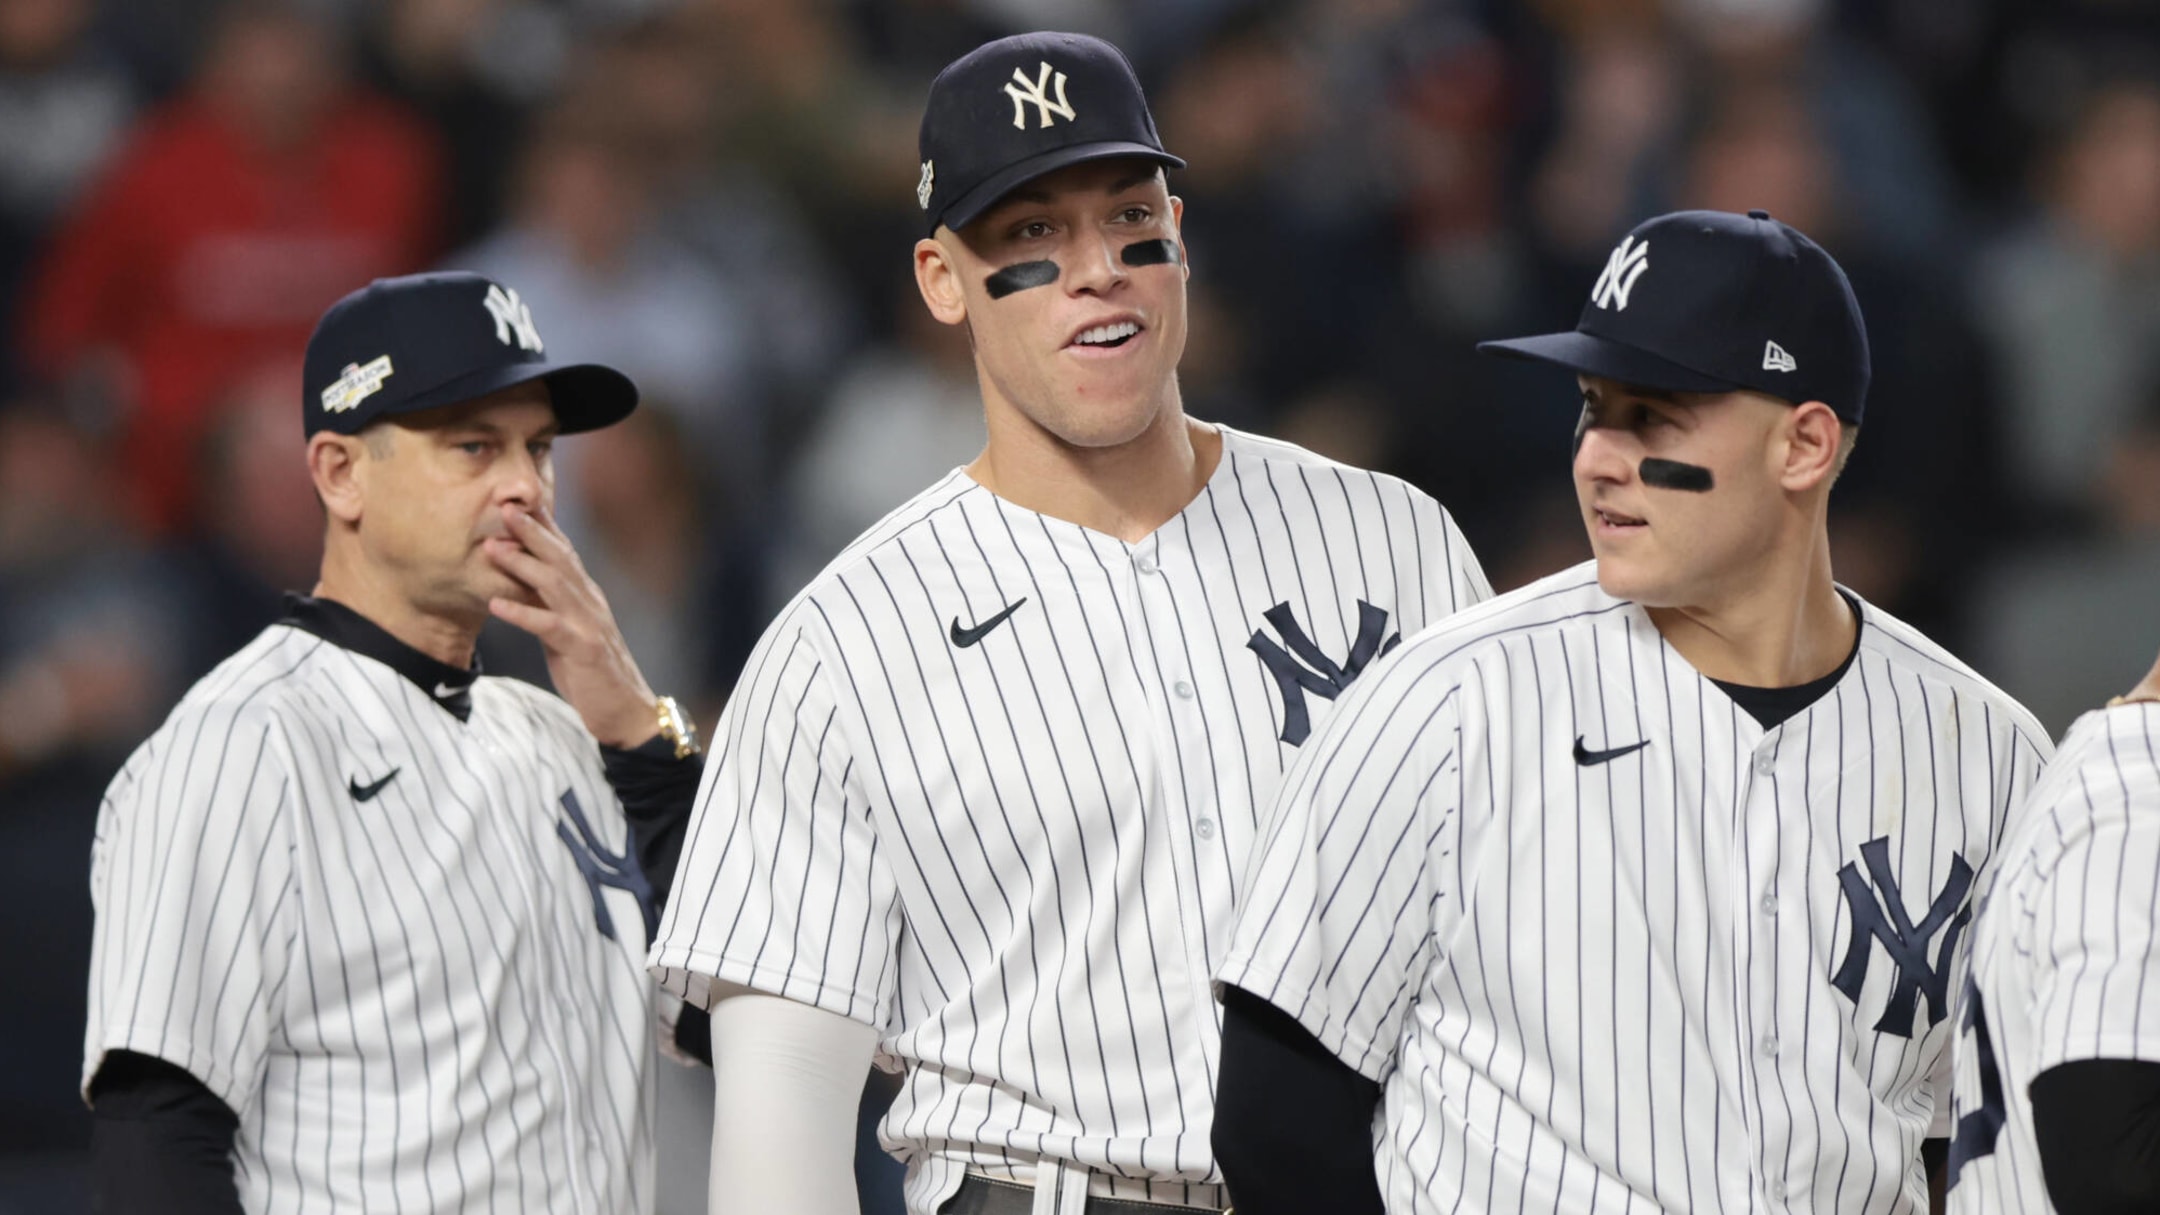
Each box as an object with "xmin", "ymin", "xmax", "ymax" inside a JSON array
[
  {"xmin": 645, "ymin": 30, "xmax": 1490, "ymax": 1215},
  {"xmin": 1213, "ymin": 210, "xmax": 2052, "ymax": 1215},
  {"xmin": 81, "ymin": 271, "xmax": 706, "ymax": 1214},
  {"xmin": 1944, "ymin": 649, "xmax": 2160, "ymax": 1212}
]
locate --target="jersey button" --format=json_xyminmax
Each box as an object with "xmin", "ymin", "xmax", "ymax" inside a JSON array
[
  {"xmin": 1753, "ymin": 753, "xmax": 1775, "ymax": 777},
  {"xmin": 1760, "ymin": 895, "xmax": 1779, "ymax": 916},
  {"xmin": 1760, "ymin": 1035, "xmax": 1780, "ymax": 1057},
  {"xmin": 1767, "ymin": 1178, "xmax": 1787, "ymax": 1201},
  {"xmin": 1137, "ymin": 555, "xmax": 1159, "ymax": 575},
  {"xmin": 1173, "ymin": 680, "xmax": 1195, "ymax": 700},
  {"xmin": 1195, "ymin": 817, "xmax": 1217, "ymax": 840}
]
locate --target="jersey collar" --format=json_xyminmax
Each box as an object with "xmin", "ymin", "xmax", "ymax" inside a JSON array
[{"xmin": 278, "ymin": 594, "xmax": 482, "ymax": 721}]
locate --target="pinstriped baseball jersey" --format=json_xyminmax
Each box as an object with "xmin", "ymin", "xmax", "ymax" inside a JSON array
[
  {"xmin": 84, "ymin": 601, "xmax": 659, "ymax": 1214},
  {"xmin": 1220, "ymin": 561, "xmax": 2051, "ymax": 1215},
  {"xmin": 649, "ymin": 425, "xmax": 1490, "ymax": 1214},
  {"xmin": 1944, "ymin": 704, "xmax": 2160, "ymax": 1212}
]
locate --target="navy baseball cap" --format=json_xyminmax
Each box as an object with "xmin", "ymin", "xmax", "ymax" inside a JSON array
[
  {"xmin": 1479, "ymin": 210, "xmax": 1871, "ymax": 423},
  {"xmin": 917, "ymin": 31, "xmax": 1184, "ymax": 235},
  {"xmin": 303, "ymin": 271, "xmax": 638, "ymax": 437}
]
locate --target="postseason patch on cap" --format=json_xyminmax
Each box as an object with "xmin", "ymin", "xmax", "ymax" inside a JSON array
[{"xmin": 320, "ymin": 355, "xmax": 394, "ymax": 415}]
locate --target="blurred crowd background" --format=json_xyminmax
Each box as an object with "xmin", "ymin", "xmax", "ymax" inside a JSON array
[{"xmin": 4, "ymin": 0, "xmax": 2159, "ymax": 1207}]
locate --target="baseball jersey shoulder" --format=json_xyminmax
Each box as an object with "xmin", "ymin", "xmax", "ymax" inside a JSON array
[
  {"xmin": 1212, "ymin": 425, "xmax": 1397, "ymax": 481},
  {"xmin": 1382, "ymin": 559, "xmax": 1616, "ymax": 679},
  {"xmin": 111, "ymin": 623, "xmax": 328, "ymax": 784},
  {"xmin": 1211, "ymin": 424, "xmax": 1464, "ymax": 532},
  {"xmin": 1993, "ymin": 706, "xmax": 2159, "ymax": 890},
  {"xmin": 1209, "ymin": 423, "xmax": 1492, "ymax": 612},
  {"xmin": 1851, "ymin": 594, "xmax": 2053, "ymax": 759},
  {"xmin": 795, "ymin": 467, "xmax": 981, "ymax": 595}
]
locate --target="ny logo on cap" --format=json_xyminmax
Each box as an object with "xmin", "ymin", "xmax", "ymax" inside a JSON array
[
  {"xmin": 1591, "ymin": 235, "xmax": 1651, "ymax": 311},
  {"xmin": 1006, "ymin": 61, "xmax": 1077, "ymax": 130},
  {"xmin": 483, "ymin": 283, "xmax": 544, "ymax": 353},
  {"xmin": 918, "ymin": 160, "xmax": 935, "ymax": 210}
]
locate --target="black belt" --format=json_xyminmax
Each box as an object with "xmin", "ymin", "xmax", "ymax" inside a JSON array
[{"xmin": 939, "ymin": 1174, "xmax": 1230, "ymax": 1215}]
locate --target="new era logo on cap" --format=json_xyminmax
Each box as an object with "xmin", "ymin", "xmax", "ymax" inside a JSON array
[
  {"xmin": 916, "ymin": 31, "xmax": 1183, "ymax": 234},
  {"xmin": 303, "ymin": 271, "xmax": 637, "ymax": 437},
  {"xmin": 1477, "ymin": 209, "xmax": 1871, "ymax": 423}
]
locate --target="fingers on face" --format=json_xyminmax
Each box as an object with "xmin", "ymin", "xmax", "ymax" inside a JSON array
[
  {"xmin": 501, "ymin": 502, "xmax": 590, "ymax": 573},
  {"xmin": 483, "ymin": 536, "xmax": 559, "ymax": 593}
]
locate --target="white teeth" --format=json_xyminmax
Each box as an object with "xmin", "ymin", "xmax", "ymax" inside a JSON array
[{"xmin": 1076, "ymin": 322, "xmax": 1140, "ymax": 346}]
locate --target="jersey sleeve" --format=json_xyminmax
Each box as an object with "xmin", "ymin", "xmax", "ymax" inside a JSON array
[
  {"xmin": 1217, "ymin": 656, "xmax": 1469, "ymax": 1082},
  {"xmin": 2020, "ymin": 708, "xmax": 2160, "ymax": 1075},
  {"xmin": 83, "ymin": 699, "xmax": 297, "ymax": 1120},
  {"xmin": 647, "ymin": 606, "xmax": 902, "ymax": 1030}
]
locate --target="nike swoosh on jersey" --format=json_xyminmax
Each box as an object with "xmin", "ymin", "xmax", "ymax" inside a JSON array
[
  {"xmin": 349, "ymin": 769, "xmax": 400, "ymax": 801},
  {"xmin": 1574, "ymin": 736, "xmax": 1650, "ymax": 766},
  {"xmin": 950, "ymin": 598, "xmax": 1029, "ymax": 648}
]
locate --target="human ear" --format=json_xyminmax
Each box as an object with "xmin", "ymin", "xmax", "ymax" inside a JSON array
[
  {"xmin": 1778, "ymin": 401, "xmax": 1841, "ymax": 493},
  {"xmin": 309, "ymin": 432, "xmax": 367, "ymax": 524},
  {"xmin": 914, "ymin": 234, "xmax": 969, "ymax": 327}
]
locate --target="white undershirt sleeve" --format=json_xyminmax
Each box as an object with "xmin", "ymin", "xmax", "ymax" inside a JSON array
[{"xmin": 706, "ymin": 981, "xmax": 882, "ymax": 1215}]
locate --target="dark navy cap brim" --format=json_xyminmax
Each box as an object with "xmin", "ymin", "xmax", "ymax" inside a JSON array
[
  {"xmin": 935, "ymin": 141, "xmax": 1185, "ymax": 234},
  {"xmin": 1477, "ymin": 330, "xmax": 1740, "ymax": 396},
  {"xmin": 315, "ymin": 359, "xmax": 637, "ymax": 435}
]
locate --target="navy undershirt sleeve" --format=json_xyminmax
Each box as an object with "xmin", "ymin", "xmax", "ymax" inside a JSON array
[
  {"xmin": 1214, "ymin": 986, "xmax": 1386, "ymax": 1215},
  {"xmin": 89, "ymin": 1050, "xmax": 243, "ymax": 1215},
  {"xmin": 601, "ymin": 735, "xmax": 711, "ymax": 1065},
  {"xmin": 2030, "ymin": 1059, "xmax": 2160, "ymax": 1214},
  {"xmin": 599, "ymin": 735, "xmax": 703, "ymax": 909}
]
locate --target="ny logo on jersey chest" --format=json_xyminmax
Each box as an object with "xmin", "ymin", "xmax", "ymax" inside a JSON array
[
  {"xmin": 1829, "ymin": 836, "xmax": 1974, "ymax": 1038},
  {"xmin": 1248, "ymin": 600, "xmax": 1400, "ymax": 746},
  {"xmin": 556, "ymin": 789, "xmax": 657, "ymax": 943}
]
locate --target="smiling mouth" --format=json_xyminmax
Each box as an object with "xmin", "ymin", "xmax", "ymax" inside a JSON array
[
  {"xmin": 1594, "ymin": 507, "xmax": 1646, "ymax": 529},
  {"xmin": 1071, "ymin": 321, "xmax": 1141, "ymax": 349}
]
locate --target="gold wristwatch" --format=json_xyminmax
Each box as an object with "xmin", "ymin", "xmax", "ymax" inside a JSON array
[{"xmin": 654, "ymin": 695, "xmax": 702, "ymax": 759}]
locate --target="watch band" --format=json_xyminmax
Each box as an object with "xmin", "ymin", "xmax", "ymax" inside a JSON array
[{"xmin": 654, "ymin": 695, "xmax": 702, "ymax": 759}]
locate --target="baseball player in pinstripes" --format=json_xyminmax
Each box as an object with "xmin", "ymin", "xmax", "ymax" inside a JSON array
[
  {"xmin": 645, "ymin": 30, "xmax": 1490, "ymax": 1215},
  {"xmin": 81, "ymin": 271, "xmax": 707, "ymax": 1214},
  {"xmin": 1944, "ymin": 649, "xmax": 2160, "ymax": 1212},
  {"xmin": 1212, "ymin": 210, "xmax": 2051, "ymax": 1215}
]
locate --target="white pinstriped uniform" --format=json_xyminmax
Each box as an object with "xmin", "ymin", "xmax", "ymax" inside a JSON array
[
  {"xmin": 1220, "ymin": 563, "xmax": 2050, "ymax": 1215},
  {"xmin": 648, "ymin": 426, "xmax": 1490, "ymax": 1214},
  {"xmin": 1944, "ymin": 704, "xmax": 2160, "ymax": 1212},
  {"xmin": 83, "ymin": 613, "xmax": 659, "ymax": 1214}
]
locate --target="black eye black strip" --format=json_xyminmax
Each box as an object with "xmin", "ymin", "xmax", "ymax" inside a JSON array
[
  {"xmin": 1639, "ymin": 458, "xmax": 1715, "ymax": 492},
  {"xmin": 1121, "ymin": 239, "xmax": 1180, "ymax": 267},
  {"xmin": 985, "ymin": 261, "xmax": 1059, "ymax": 299}
]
